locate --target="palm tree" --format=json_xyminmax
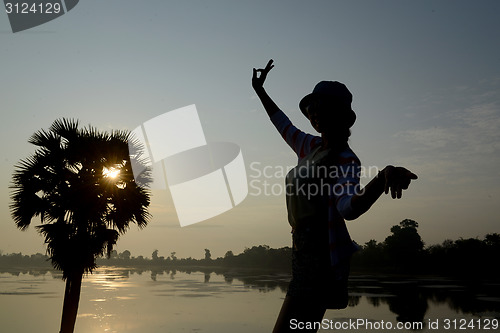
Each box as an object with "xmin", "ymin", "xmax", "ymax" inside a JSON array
[{"xmin": 10, "ymin": 119, "xmax": 151, "ymax": 333}]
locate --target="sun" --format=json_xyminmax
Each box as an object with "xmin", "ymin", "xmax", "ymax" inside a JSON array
[{"xmin": 103, "ymin": 166, "xmax": 120, "ymax": 179}]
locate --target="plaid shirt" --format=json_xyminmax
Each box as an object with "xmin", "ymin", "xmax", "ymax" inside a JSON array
[{"xmin": 270, "ymin": 110, "xmax": 359, "ymax": 265}]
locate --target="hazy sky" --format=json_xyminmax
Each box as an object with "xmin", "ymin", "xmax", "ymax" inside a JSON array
[{"xmin": 1, "ymin": 0, "xmax": 499, "ymax": 260}]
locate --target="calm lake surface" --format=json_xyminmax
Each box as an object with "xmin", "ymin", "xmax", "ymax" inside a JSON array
[{"xmin": 1, "ymin": 267, "xmax": 499, "ymax": 332}]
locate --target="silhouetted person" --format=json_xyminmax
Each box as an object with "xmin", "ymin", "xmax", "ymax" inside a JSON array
[{"xmin": 252, "ymin": 59, "xmax": 418, "ymax": 333}]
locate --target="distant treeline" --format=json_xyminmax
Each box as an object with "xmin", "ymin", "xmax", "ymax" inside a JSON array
[
  {"xmin": 0, "ymin": 246, "xmax": 292, "ymax": 271},
  {"xmin": 2, "ymin": 219, "xmax": 499, "ymax": 277},
  {"xmin": 351, "ymin": 220, "xmax": 500, "ymax": 277},
  {"xmin": 92, "ymin": 245, "xmax": 293, "ymax": 271},
  {"xmin": 0, "ymin": 252, "xmax": 50, "ymax": 269}
]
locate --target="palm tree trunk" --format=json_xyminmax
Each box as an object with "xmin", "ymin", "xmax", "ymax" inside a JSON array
[{"xmin": 59, "ymin": 270, "xmax": 83, "ymax": 333}]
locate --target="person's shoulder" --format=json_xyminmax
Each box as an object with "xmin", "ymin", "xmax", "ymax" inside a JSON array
[
  {"xmin": 339, "ymin": 146, "xmax": 361, "ymax": 165},
  {"xmin": 311, "ymin": 136, "xmax": 323, "ymax": 148},
  {"xmin": 319, "ymin": 144, "xmax": 359, "ymax": 166}
]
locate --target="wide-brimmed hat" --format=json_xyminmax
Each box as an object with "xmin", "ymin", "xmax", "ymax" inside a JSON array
[{"xmin": 299, "ymin": 81, "xmax": 356, "ymax": 128}]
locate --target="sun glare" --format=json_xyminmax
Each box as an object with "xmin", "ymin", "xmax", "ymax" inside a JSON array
[{"xmin": 103, "ymin": 166, "xmax": 120, "ymax": 179}]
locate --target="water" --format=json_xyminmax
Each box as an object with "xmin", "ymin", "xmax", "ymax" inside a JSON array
[{"xmin": 0, "ymin": 267, "xmax": 499, "ymax": 332}]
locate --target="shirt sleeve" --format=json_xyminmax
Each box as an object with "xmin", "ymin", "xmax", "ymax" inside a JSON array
[
  {"xmin": 332, "ymin": 150, "xmax": 361, "ymax": 220},
  {"xmin": 269, "ymin": 109, "xmax": 321, "ymax": 160}
]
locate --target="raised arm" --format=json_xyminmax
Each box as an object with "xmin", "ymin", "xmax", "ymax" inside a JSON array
[
  {"xmin": 252, "ymin": 59, "xmax": 321, "ymax": 159},
  {"xmin": 252, "ymin": 59, "xmax": 280, "ymax": 118}
]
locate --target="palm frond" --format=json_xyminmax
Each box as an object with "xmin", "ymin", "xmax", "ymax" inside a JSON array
[
  {"xmin": 111, "ymin": 129, "xmax": 131, "ymax": 142},
  {"xmin": 50, "ymin": 118, "xmax": 80, "ymax": 141},
  {"xmin": 28, "ymin": 129, "xmax": 61, "ymax": 150}
]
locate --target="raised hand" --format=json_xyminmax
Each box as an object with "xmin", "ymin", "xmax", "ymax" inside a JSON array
[
  {"xmin": 382, "ymin": 166, "xmax": 418, "ymax": 199},
  {"xmin": 252, "ymin": 59, "xmax": 274, "ymax": 91}
]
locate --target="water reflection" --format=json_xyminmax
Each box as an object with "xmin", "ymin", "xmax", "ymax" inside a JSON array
[
  {"xmin": 349, "ymin": 275, "xmax": 500, "ymax": 322},
  {"xmin": 1, "ymin": 267, "xmax": 499, "ymax": 332}
]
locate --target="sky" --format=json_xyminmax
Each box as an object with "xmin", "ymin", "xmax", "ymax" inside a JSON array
[{"xmin": 1, "ymin": 0, "xmax": 499, "ymax": 260}]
